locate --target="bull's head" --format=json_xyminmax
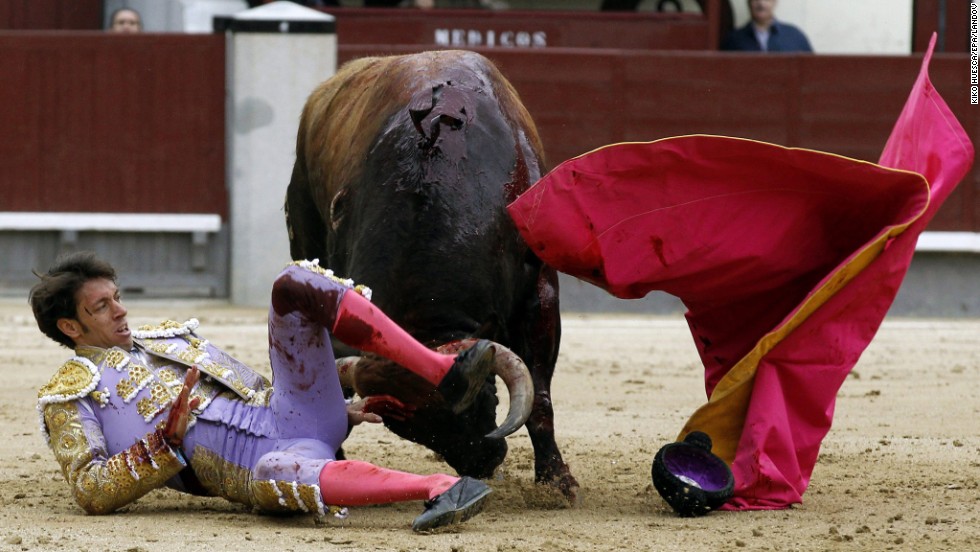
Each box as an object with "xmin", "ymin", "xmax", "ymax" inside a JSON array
[{"xmin": 337, "ymin": 340, "xmax": 532, "ymax": 476}]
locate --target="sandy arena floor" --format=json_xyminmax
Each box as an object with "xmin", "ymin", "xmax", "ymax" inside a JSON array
[{"xmin": 1, "ymin": 298, "xmax": 978, "ymax": 551}]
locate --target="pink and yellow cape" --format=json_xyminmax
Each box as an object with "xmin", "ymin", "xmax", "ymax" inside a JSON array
[{"xmin": 507, "ymin": 35, "xmax": 973, "ymax": 509}]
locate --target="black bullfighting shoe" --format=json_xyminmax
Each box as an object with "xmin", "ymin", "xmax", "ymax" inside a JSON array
[
  {"xmin": 436, "ymin": 340, "xmax": 495, "ymax": 414},
  {"xmin": 412, "ymin": 477, "xmax": 492, "ymax": 533}
]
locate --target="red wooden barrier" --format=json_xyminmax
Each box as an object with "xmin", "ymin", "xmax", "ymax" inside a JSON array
[
  {"xmin": 0, "ymin": 33, "xmax": 227, "ymax": 217},
  {"xmin": 0, "ymin": 0, "xmax": 100, "ymax": 30},
  {"xmin": 0, "ymin": 31, "xmax": 975, "ymax": 233}
]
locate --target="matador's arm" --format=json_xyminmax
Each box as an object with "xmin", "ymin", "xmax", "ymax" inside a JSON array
[{"xmin": 42, "ymin": 399, "xmax": 186, "ymax": 514}]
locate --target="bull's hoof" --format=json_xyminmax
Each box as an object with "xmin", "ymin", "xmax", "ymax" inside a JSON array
[
  {"xmin": 536, "ymin": 469, "xmax": 581, "ymax": 506},
  {"xmin": 436, "ymin": 340, "xmax": 495, "ymax": 415},
  {"xmin": 651, "ymin": 431, "xmax": 734, "ymax": 517},
  {"xmin": 412, "ymin": 477, "xmax": 492, "ymax": 533},
  {"xmin": 559, "ymin": 475, "xmax": 582, "ymax": 506}
]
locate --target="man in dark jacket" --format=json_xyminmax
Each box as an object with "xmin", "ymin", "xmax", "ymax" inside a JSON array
[{"xmin": 722, "ymin": 0, "xmax": 812, "ymax": 52}]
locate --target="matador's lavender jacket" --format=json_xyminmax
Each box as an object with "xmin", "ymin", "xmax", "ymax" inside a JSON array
[{"xmin": 37, "ymin": 262, "xmax": 365, "ymax": 518}]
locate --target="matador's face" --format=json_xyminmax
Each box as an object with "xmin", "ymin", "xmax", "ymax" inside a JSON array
[{"xmin": 60, "ymin": 278, "xmax": 133, "ymax": 350}]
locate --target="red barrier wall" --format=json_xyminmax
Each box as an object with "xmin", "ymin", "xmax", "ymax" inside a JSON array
[
  {"xmin": 0, "ymin": 32, "xmax": 975, "ymax": 233},
  {"xmin": 0, "ymin": 0, "xmax": 101, "ymax": 30},
  {"xmin": 0, "ymin": 33, "xmax": 227, "ymax": 217}
]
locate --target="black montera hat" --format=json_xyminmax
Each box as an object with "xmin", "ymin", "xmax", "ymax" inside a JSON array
[{"xmin": 651, "ymin": 431, "xmax": 735, "ymax": 517}]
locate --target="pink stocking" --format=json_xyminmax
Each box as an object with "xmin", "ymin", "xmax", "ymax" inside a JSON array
[
  {"xmin": 332, "ymin": 290, "xmax": 455, "ymax": 386},
  {"xmin": 318, "ymin": 460, "xmax": 457, "ymax": 506}
]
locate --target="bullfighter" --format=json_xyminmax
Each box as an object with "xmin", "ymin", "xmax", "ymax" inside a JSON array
[{"xmin": 31, "ymin": 251, "xmax": 496, "ymax": 532}]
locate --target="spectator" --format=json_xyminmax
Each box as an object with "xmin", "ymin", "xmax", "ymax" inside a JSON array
[
  {"xmin": 721, "ymin": 0, "xmax": 812, "ymax": 52},
  {"xmin": 107, "ymin": 7, "xmax": 142, "ymax": 33}
]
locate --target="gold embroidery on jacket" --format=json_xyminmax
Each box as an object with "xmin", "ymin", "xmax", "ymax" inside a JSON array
[
  {"xmin": 147, "ymin": 342, "xmax": 178, "ymax": 356},
  {"xmin": 103, "ymin": 349, "xmax": 129, "ymax": 372},
  {"xmin": 188, "ymin": 337, "xmax": 207, "ymax": 350},
  {"xmin": 37, "ymin": 357, "xmax": 101, "ymax": 443},
  {"xmin": 89, "ymin": 388, "xmax": 110, "ymax": 408},
  {"xmin": 116, "ymin": 363, "xmax": 152, "ymax": 403},
  {"xmin": 135, "ymin": 382, "xmax": 170, "ymax": 422},
  {"xmin": 42, "ymin": 402, "xmax": 185, "ymax": 515},
  {"xmin": 136, "ymin": 336, "xmax": 268, "ymax": 404},
  {"xmin": 38, "ymin": 359, "xmax": 98, "ymax": 402},
  {"xmin": 200, "ymin": 360, "xmax": 233, "ymax": 381},
  {"xmin": 156, "ymin": 368, "xmax": 180, "ymax": 385},
  {"xmin": 135, "ymin": 319, "xmax": 195, "ymax": 337},
  {"xmin": 178, "ymin": 347, "xmax": 208, "ymax": 365}
]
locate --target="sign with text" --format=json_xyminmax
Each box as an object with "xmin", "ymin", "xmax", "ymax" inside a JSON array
[{"xmin": 333, "ymin": 9, "xmax": 714, "ymax": 51}]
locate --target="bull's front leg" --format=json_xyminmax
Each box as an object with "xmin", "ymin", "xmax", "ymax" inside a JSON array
[{"xmin": 522, "ymin": 263, "xmax": 580, "ymax": 504}]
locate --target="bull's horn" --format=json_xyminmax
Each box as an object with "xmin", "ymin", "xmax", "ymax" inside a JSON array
[
  {"xmin": 335, "ymin": 356, "xmax": 361, "ymax": 390},
  {"xmin": 485, "ymin": 342, "xmax": 534, "ymax": 440}
]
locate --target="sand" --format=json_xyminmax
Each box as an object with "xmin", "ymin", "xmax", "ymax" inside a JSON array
[{"xmin": 1, "ymin": 298, "xmax": 978, "ymax": 551}]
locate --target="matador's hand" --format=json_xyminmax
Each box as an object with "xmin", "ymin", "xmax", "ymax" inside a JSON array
[
  {"xmin": 348, "ymin": 395, "xmax": 415, "ymax": 425},
  {"xmin": 163, "ymin": 365, "xmax": 202, "ymax": 449}
]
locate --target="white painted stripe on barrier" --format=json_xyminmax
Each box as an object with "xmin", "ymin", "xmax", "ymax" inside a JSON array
[
  {"xmin": 0, "ymin": 213, "xmax": 974, "ymax": 253},
  {"xmin": 916, "ymin": 231, "xmax": 980, "ymax": 253},
  {"xmin": 0, "ymin": 212, "xmax": 221, "ymax": 233}
]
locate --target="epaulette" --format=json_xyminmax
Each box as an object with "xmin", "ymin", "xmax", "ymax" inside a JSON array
[{"xmin": 37, "ymin": 357, "xmax": 101, "ymax": 407}]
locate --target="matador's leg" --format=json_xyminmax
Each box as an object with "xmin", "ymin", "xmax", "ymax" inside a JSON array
[
  {"xmin": 264, "ymin": 264, "xmax": 493, "ymax": 529},
  {"xmin": 269, "ymin": 263, "xmax": 497, "ymax": 417}
]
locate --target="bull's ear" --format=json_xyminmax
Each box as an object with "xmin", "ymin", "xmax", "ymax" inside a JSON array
[{"xmin": 329, "ymin": 187, "xmax": 350, "ymax": 231}]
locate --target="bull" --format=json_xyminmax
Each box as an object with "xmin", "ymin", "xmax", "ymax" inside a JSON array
[{"xmin": 284, "ymin": 50, "xmax": 579, "ymax": 501}]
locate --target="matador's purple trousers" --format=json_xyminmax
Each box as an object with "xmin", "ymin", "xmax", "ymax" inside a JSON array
[{"xmin": 182, "ymin": 265, "xmax": 352, "ymax": 488}]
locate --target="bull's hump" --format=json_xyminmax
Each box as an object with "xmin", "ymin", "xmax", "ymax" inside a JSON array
[{"xmin": 390, "ymin": 51, "xmax": 491, "ymax": 94}]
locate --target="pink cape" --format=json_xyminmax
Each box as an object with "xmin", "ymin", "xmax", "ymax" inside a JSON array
[{"xmin": 506, "ymin": 35, "xmax": 973, "ymax": 509}]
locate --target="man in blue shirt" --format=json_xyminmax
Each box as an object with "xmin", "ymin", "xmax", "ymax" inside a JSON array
[{"xmin": 722, "ymin": 0, "xmax": 813, "ymax": 52}]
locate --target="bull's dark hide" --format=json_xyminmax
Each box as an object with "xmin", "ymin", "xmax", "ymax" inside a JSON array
[{"xmin": 285, "ymin": 50, "xmax": 578, "ymax": 501}]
